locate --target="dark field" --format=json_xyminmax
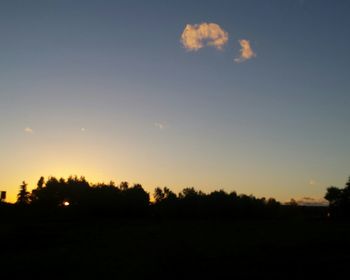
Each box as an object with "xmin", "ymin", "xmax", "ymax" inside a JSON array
[{"xmin": 1, "ymin": 217, "xmax": 350, "ymax": 279}]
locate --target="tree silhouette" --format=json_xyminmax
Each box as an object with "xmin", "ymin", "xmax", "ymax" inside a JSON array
[
  {"xmin": 17, "ymin": 181, "xmax": 30, "ymax": 205},
  {"xmin": 154, "ymin": 187, "xmax": 177, "ymax": 203},
  {"xmin": 325, "ymin": 176, "xmax": 350, "ymax": 218},
  {"xmin": 120, "ymin": 181, "xmax": 129, "ymax": 191},
  {"xmin": 27, "ymin": 176, "xmax": 151, "ymax": 217},
  {"xmin": 37, "ymin": 176, "xmax": 45, "ymax": 189},
  {"xmin": 325, "ymin": 187, "xmax": 342, "ymax": 206},
  {"xmin": 154, "ymin": 187, "xmax": 165, "ymax": 203}
]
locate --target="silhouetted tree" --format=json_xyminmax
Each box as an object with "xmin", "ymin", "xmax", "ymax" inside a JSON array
[
  {"xmin": 31, "ymin": 176, "xmax": 45, "ymax": 202},
  {"xmin": 154, "ymin": 187, "xmax": 165, "ymax": 203},
  {"xmin": 30, "ymin": 176, "xmax": 90, "ymax": 207},
  {"xmin": 152, "ymin": 187, "xmax": 178, "ymax": 218},
  {"xmin": 28, "ymin": 176, "xmax": 151, "ymax": 217},
  {"xmin": 17, "ymin": 181, "xmax": 30, "ymax": 205},
  {"xmin": 286, "ymin": 199, "xmax": 298, "ymax": 207},
  {"xmin": 123, "ymin": 184, "xmax": 150, "ymax": 216},
  {"xmin": 325, "ymin": 187, "xmax": 342, "ymax": 206},
  {"xmin": 37, "ymin": 176, "xmax": 45, "ymax": 189},
  {"xmin": 179, "ymin": 187, "xmax": 204, "ymax": 199},
  {"xmin": 154, "ymin": 187, "xmax": 177, "ymax": 203},
  {"xmin": 325, "ymin": 176, "xmax": 350, "ymax": 218},
  {"xmin": 120, "ymin": 181, "xmax": 129, "ymax": 191}
]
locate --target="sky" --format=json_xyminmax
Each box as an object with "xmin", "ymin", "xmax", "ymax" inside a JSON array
[{"xmin": 1, "ymin": 0, "xmax": 350, "ymax": 203}]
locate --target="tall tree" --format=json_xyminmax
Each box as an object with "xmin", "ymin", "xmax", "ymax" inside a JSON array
[
  {"xmin": 17, "ymin": 181, "xmax": 30, "ymax": 205},
  {"xmin": 37, "ymin": 176, "xmax": 45, "ymax": 189}
]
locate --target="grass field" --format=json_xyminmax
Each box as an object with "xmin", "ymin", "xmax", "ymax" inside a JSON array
[{"xmin": 1, "ymin": 217, "xmax": 349, "ymax": 279}]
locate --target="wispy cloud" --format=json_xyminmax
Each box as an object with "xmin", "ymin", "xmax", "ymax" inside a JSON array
[
  {"xmin": 296, "ymin": 197, "xmax": 328, "ymax": 206},
  {"xmin": 181, "ymin": 22, "xmax": 229, "ymax": 51},
  {"xmin": 154, "ymin": 122, "xmax": 166, "ymax": 130},
  {"xmin": 81, "ymin": 128, "xmax": 86, "ymax": 132},
  {"xmin": 234, "ymin": 39, "xmax": 256, "ymax": 63},
  {"xmin": 24, "ymin": 127, "xmax": 34, "ymax": 134}
]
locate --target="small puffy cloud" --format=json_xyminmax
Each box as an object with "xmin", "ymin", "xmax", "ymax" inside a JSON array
[
  {"xmin": 24, "ymin": 127, "xmax": 34, "ymax": 134},
  {"xmin": 235, "ymin": 39, "xmax": 256, "ymax": 63},
  {"xmin": 154, "ymin": 122, "xmax": 166, "ymax": 130},
  {"xmin": 181, "ymin": 22, "xmax": 229, "ymax": 51}
]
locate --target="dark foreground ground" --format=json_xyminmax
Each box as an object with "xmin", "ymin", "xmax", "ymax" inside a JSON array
[{"xmin": 1, "ymin": 216, "xmax": 349, "ymax": 279}]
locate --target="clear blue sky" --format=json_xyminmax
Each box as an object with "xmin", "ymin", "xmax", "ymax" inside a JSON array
[{"xmin": 1, "ymin": 0, "xmax": 350, "ymax": 202}]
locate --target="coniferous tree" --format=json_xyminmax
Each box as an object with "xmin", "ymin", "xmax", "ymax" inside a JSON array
[{"xmin": 17, "ymin": 181, "xmax": 30, "ymax": 205}]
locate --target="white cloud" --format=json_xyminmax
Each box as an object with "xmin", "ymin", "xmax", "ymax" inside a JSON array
[
  {"xmin": 181, "ymin": 22, "xmax": 229, "ymax": 51},
  {"xmin": 24, "ymin": 127, "xmax": 34, "ymax": 134},
  {"xmin": 234, "ymin": 39, "xmax": 256, "ymax": 63}
]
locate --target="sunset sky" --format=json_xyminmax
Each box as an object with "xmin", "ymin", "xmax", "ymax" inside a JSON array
[{"xmin": 1, "ymin": 0, "xmax": 350, "ymax": 203}]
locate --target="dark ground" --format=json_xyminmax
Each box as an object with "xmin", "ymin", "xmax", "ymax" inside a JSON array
[{"xmin": 0, "ymin": 216, "xmax": 349, "ymax": 279}]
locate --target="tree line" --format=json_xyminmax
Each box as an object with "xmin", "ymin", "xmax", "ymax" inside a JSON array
[
  {"xmin": 11, "ymin": 175, "xmax": 286, "ymax": 219},
  {"xmin": 5, "ymin": 175, "xmax": 350, "ymax": 219}
]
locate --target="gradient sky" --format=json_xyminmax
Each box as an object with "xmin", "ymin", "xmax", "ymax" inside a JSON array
[{"xmin": 1, "ymin": 0, "xmax": 350, "ymax": 203}]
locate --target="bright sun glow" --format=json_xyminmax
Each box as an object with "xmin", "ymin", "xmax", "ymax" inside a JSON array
[{"xmin": 63, "ymin": 201, "xmax": 70, "ymax": 207}]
